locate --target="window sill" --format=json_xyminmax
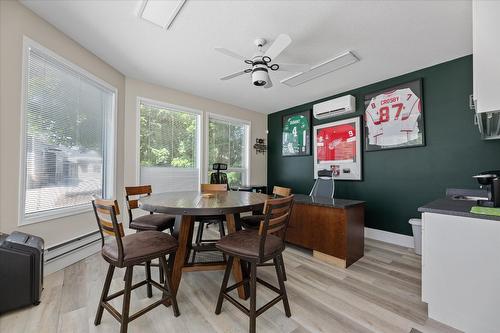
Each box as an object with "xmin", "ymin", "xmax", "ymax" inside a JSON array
[{"xmin": 20, "ymin": 204, "xmax": 93, "ymax": 226}]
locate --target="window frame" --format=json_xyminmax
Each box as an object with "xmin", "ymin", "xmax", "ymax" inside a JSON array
[
  {"xmin": 204, "ymin": 112, "xmax": 251, "ymax": 186},
  {"xmin": 19, "ymin": 36, "xmax": 117, "ymax": 226},
  {"xmin": 135, "ymin": 97, "xmax": 203, "ymax": 186}
]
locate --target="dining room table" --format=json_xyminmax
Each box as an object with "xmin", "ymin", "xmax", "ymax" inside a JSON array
[{"xmin": 138, "ymin": 190, "xmax": 270, "ymax": 300}]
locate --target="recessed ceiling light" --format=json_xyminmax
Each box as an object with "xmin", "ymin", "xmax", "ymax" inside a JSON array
[
  {"xmin": 138, "ymin": 0, "xmax": 186, "ymax": 30},
  {"xmin": 280, "ymin": 51, "xmax": 360, "ymax": 87}
]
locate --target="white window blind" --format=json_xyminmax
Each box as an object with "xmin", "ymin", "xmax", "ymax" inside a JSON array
[
  {"xmin": 139, "ymin": 100, "xmax": 200, "ymax": 192},
  {"xmin": 22, "ymin": 41, "xmax": 115, "ymax": 223},
  {"xmin": 208, "ymin": 116, "xmax": 249, "ymax": 186}
]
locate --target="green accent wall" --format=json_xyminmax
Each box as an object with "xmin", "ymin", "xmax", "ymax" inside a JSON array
[{"xmin": 267, "ymin": 55, "xmax": 500, "ymax": 236}]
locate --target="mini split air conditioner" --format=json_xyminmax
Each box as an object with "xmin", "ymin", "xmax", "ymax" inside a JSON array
[{"xmin": 313, "ymin": 95, "xmax": 356, "ymax": 120}]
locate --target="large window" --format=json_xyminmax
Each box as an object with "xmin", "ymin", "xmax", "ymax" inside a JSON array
[
  {"xmin": 139, "ymin": 99, "xmax": 201, "ymax": 192},
  {"xmin": 207, "ymin": 115, "xmax": 250, "ymax": 186},
  {"xmin": 21, "ymin": 38, "xmax": 116, "ymax": 224}
]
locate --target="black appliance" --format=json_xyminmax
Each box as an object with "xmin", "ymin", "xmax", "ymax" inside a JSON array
[
  {"xmin": 0, "ymin": 231, "xmax": 44, "ymax": 314},
  {"xmin": 473, "ymin": 170, "xmax": 500, "ymax": 208}
]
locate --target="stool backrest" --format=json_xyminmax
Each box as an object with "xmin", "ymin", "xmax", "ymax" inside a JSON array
[
  {"xmin": 258, "ymin": 195, "xmax": 294, "ymax": 258},
  {"xmin": 201, "ymin": 183, "xmax": 227, "ymax": 192},
  {"xmin": 125, "ymin": 185, "xmax": 153, "ymax": 222},
  {"xmin": 92, "ymin": 198, "xmax": 125, "ymax": 264},
  {"xmin": 272, "ymin": 186, "xmax": 291, "ymax": 197}
]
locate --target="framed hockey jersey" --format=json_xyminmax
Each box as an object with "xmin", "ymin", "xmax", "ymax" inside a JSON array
[
  {"xmin": 313, "ymin": 116, "xmax": 362, "ymax": 180},
  {"xmin": 364, "ymin": 79, "xmax": 425, "ymax": 152},
  {"xmin": 282, "ymin": 110, "xmax": 311, "ymax": 156}
]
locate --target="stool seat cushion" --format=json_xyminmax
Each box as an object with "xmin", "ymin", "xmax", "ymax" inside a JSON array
[
  {"xmin": 240, "ymin": 214, "xmax": 265, "ymax": 230},
  {"xmin": 216, "ymin": 229, "xmax": 284, "ymax": 262},
  {"xmin": 129, "ymin": 213, "xmax": 175, "ymax": 231},
  {"xmin": 102, "ymin": 231, "xmax": 178, "ymax": 267}
]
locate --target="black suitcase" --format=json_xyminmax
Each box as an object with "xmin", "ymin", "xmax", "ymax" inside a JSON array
[{"xmin": 0, "ymin": 231, "xmax": 44, "ymax": 314}]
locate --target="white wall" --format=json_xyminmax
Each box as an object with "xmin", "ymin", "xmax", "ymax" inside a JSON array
[
  {"xmin": 0, "ymin": 1, "xmax": 268, "ymax": 247},
  {"xmin": 0, "ymin": 0, "xmax": 126, "ymax": 247},
  {"xmin": 123, "ymin": 78, "xmax": 267, "ymax": 192}
]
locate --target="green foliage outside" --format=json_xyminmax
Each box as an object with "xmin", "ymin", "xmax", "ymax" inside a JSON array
[
  {"xmin": 27, "ymin": 65, "xmax": 104, "ymax": 152},
  {"xmin": 140, "ymin": 103, "xmax": 197, "ymax": 168},
  {"xmin": 208, "ymin": 120, "xmax": 246, "ymax": 186}
]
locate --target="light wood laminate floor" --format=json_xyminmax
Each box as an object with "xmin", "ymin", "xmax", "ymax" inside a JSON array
[{"xmin": 0, "ymin": 232, "xmax": 462, "ymax": 333}]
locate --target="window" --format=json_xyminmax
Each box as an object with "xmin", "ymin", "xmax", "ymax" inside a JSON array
[
  {"xmin": 207, "ymin": 115, "xmax": 250, "ymax": 187},
  {"xmin": 21, "ymin": 38, "xmax": 116, "ymax": 224},
  {"xmin": 139, "ymin": 99, "xmax": 201, "ymax": 192}
]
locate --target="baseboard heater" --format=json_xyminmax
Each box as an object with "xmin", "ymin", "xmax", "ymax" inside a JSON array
[{"xmin": 44, "ymin": 230, "xmax": 101, "ymax": 264}]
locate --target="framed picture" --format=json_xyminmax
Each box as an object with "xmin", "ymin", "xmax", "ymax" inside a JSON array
[
  {"xmin": 313, "ymin": 116, "xmax": 362, "ymax": 180},
  {"xmin": 364, "ymin": 79, "xmax": 425, "ymax": 152},
  {"xmin": 282, "ymin": 110, "xmax": 311, "ymax": 156}
]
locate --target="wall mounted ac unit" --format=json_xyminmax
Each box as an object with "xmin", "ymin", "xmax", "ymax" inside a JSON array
[{"xmin": 313, "ymin": 95, "xmax": 356, "ymax": 120}]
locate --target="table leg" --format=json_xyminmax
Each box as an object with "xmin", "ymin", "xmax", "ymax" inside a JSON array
[
  {"xmin": 225, "ymin": 213, "xmax": 249, "ymax": 300},
  {"xmin": 170, "ymin": 215, "xmax": 194, "ymax": 296}
]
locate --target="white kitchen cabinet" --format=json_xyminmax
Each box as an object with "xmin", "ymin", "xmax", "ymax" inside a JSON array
[
  {"xmin": 421, "ymin": 212, "xmax": 500, "ymax": 333},
  {"xmin": 473, "ymin": 1, "xmax": 500, "ymax": 113}
]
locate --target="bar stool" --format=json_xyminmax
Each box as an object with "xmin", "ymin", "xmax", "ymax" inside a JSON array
[
  {"xmin": 125, "ymin": 185, "xmax": 176, "ymax": 288},
  {"xmin": 240, "ymin": 186, "xmax": 292, "ymax": 280},
  {"xmin": 215, "ymin": 195, "xmax": 294, "ymax": 333},
  {"xmin": 125, "ymin": 185, "xmax": 175, "ymax": 234},
  {"xmin": 92, "ymin": 199, "xmax": 180, "ymax": 333},
  {"xmin": 191, "ymin": 184, "xmax": 227, "ymax": 262},
  {"xmin": 240, "ymin": 186, "xmax": 291, "ymax": 229}
]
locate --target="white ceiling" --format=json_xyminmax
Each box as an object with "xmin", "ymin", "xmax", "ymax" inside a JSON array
[{"xmin": 21, "ymin": 0, "xmax": 472, "ymax": 114}]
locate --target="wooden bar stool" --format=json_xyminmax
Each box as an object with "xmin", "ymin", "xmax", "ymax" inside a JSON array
[
  {"xmin": 240, "ymin": 186, "xmax": 292, "ymax": 280},
  {"xmin": 191, "ymin": 183, "xmax": 228, "ymax": 262},
  {"xmin": 125, "ymin": 185, "xmax": 176, "ymax": 288},
  {"xmin": 92, "ymin": 199, "xmax": 180, "ymax": 333},
  {"xmin": 125, "ymin": 185, "xmax": 175, "ymax": 234},
  {"xmin": 215, "ymin": 195, "xmax": 294, "ymax": 333}
]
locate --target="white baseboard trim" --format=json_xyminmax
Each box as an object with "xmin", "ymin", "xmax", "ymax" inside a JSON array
[
  {"xmin": 364, "ymin": 227, "xmax": 415, "ymax": 248},
  {"xmin": 44, "ymin": 231, "xmax": 101, "ymax": 276}
]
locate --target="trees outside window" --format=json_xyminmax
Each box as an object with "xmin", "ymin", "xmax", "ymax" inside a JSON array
[
  {"xmin": 139, "ymin": 100, "xmax": 201, "ymax": 192},
  {"xmin": 208, "ymin": 117, "xmax": 249, "ymax": 187},
  {"xmin": 21, "ymin": 39, "xmax": 115, "ymax": 223}
]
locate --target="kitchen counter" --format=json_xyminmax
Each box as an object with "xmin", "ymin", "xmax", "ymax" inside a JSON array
[
  {"xmin": 418, "ymin": 197, "xmax": 500, "ymax": 222},
  {"xmin": 293, "ymin": 194, "xmax": 364, "ymax": 209}
]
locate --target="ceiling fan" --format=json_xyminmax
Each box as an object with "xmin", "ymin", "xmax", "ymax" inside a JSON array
[{"xmin": 215, "ymin": 34, "xmax": 309, "ymax": 88}]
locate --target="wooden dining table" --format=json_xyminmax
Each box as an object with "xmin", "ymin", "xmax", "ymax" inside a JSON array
[{"xmin": 138, "ymin": 190, "xmax": 269, "ymax": 300}]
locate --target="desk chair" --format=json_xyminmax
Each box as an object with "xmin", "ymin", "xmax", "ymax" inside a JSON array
[
  {"xmin": 92, "ymin": 199, "xmax": 179, "ymax": 333},
  {"xmin": 210, "ymin": 163, "xmax": 228, "ymax": 185},
  {"xmin": 215, "ymin": 195, "xmax": 294, "ymax": 333},
  {"xmin": 310, "ymin": 169, "xmax": 335, "ymax": 198}
]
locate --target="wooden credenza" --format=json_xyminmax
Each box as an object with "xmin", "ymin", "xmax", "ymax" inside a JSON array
[{"xmin": 286, "ymin": 194, "xmax": 365, "ymax": 268}]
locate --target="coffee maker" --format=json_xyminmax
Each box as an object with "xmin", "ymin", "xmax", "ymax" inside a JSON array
[{"xmin": 473, "ymin": 170, "xmax": 500, "ymax": 207}]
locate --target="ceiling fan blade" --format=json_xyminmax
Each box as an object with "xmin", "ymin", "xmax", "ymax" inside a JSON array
[
  {"xmin": 264, "ymin": 77, "xmax": 273, "ymax": 89},
  {"xmin": 220, "ymin": 70, "xmax": 248, "ymax": 80},
  {"xmin": 214, "ymin": 47, "xmax": 247, "ymax": 61},
  {"xmin": 264, "ymin": 34, "xmax": 292, "ymax": 61},
  {"xmin": 277, "ymin": 63, "xmax": 310, "ymax": 72}
]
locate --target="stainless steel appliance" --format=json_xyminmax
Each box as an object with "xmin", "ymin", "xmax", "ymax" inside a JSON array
[{"xmin": 473, "ymin": 170, "xmax": 500, "ymax": 207}]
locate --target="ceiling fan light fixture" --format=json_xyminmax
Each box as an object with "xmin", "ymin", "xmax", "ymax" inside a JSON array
[{"xmin": 252, "ymin": 67, "xmax": 269, "ymax": 87}]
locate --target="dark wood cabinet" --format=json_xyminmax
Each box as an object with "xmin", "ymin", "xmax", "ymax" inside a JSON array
[{"xmin": 286, "ymin": 198, "xmax": 365, "ymax": 268}]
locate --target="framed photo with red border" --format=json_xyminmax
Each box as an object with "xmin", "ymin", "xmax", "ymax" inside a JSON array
[
  {"xmin": 364, "ymin": 79, "xmax": 425, "ymax": 152},
  {"xmin": 313, "ymin": 116, "xmax": 362, "ymax": 180}
]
